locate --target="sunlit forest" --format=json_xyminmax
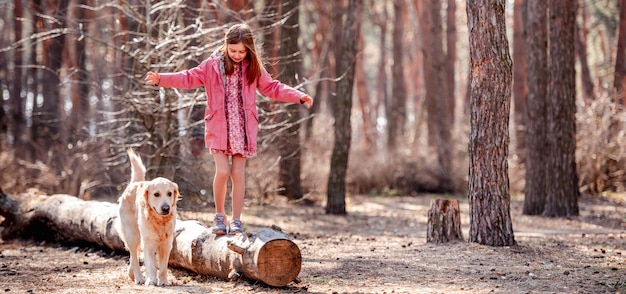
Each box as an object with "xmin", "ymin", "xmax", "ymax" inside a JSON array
[
  {"xmin": 1, "ymin": 0, "xmax": 625, "ymax": 292},
  {"xmin": 0, "ymin": 0, "xmax": 624, "ymax": 213}
]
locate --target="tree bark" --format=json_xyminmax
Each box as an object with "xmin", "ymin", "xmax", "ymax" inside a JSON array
[
  {"xmin": 615, "ymin": 0, "xmax": 626, "ymax": 105},
  {"xmin": 466, "ymin": 0, "xmax": 516, "ymax": 246},
  {"xmin": 326, "ymin": 0, "xmax": 361, "ymax": 215},
  {"xmin": 277, "ymin": 0, "xmax": 304, "ymax": 200},
  {"xmin": 371, "ymin": 1, "xmax": 388, "ymax": 143},
  {"xmin": 68, "ymin": 0, "xmax": 90, "ymax": 143},
  {"xmin": 426, "ymin": 199, "xmax": 464, "ymax": 243},
  {"xmin": 523, "ymin": 0, "xmax": 549, "ymax": 216},
  {"xmin": 0, "ymin": 191, "xmax": 301, "ymax": 287},
  {"xmin": 546, "ymin": 0, "xmax": 579, "ymax": 217},
  {"xmin": 27, "ymin": 0, "xmax": 43, "ymax": 161},
  {"xmin": 34, "ymin": 0, "xmax": 69, "ymax": 161},
  {"xmin": 421, "ymin": 0, "xmax": 453, "ymax": 192},
  {"xmin": 221, "ymin": 0, "xmax": 254, "ymax": 24},
  {"xmin": 512, "ymin": 0, "xmax": 528, "ymax": 162},
  {"xmin": 0, "ymin": 3, "xmax": 9, "ymax": 142},
  {"xmin": 9, "ymin": 0, "xmax": 25, "ymax": 152},
  {"xmin": 387, "ymin": 0, "xmax": 407, "ymax": 149},
  {"xmin": 446, "ymin": 0, "xmax": 457, "ymax": 126},
  {"xmin": 355, "ymin": 30, "xmax": 374, "ymax": 153},
  {"xmin": 305, "ymin": 2, "xmax": 332, "ymax": 140},
  {"xmin": 576, "ymin": 2, "xmax": 594, "ymax": 102},
  {"xmin": 409, "ymin": 0, "xmax": 425, "ymax": 146}
]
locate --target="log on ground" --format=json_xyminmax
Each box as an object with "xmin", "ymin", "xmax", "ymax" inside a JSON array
[
  {"xmin": 172, "ymin": 221, "xmax": 301, "ymax": 287},
  {"xmin": 0, "ymin": 189, "xmax": 124, "ymax": 249},
  {"xmin": 0, "ymin": 189, "xmax": 301, "ymax": 287}
]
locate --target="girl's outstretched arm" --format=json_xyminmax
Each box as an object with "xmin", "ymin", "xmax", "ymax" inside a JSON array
[
  {"xmin": 257, "ymin": 68, "xmax": 311, "ymax": 106},
  {"xmin": 145, "ymin": 58, "xmax": 211, "ymax": 89}
]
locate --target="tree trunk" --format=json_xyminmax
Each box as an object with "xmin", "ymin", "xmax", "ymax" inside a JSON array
[
  {"xmin": 277, "ymin": 0, "xmax": 304, "ymax": 200},
  {"xmin": 0, "ymin": 4, "xmax": 8, "ymax": 143},
  {"xmin": 576, "ymin": 2, "xmax": 594, "ymax": 101},
  {"xmin": 326, "ymin": 0, "xmax": 360, "ymax": 215},
  {"xmin": 512, "ymin": 0, "xmax": 528, "ymax": 162},
  {"xmin": 222, "ymin": 0, "xmax": 254, "ymax": 24},
  {"xmin": 387, "ymin": 0, "xmax": 407, "ymax": 149},
  {"xmin": 426, "ymin": 199, "xmax": 464, "ymax": 243},
  {"xmin": 68, "ymin": 0, "xmax": 90, "ymax": 143},
  {"xmin": 446, "ymin": 0, "xmax": 457, "ymax": 126},
  {"xmin": 34, "ymin": 0, "xmax": 69, "ymax": 160},
  {"xmin": 27, "ymin": 0, "xmax": 43, "ymax": 161},
  {"xmin": 371, "ymin": 1, "xmax": 388, "ymax": 143},
  {"xmin": 9, "ymin": 0, "xmax": 25, "ymax": 151},
  {"xmin": 261, "ymin": 0, "xmax": 281, "ymax": 80},
  {"xmin": 421, "ymin": 0, "xmax": 453, "ymax": 192},
  {"xmin": 0, "ymin": 67, "xmax": 6, "ymax": 146},
  {"xmin": 466, "ymin": 0, "xmax": 516, "ymax": 246},
  {"xmin": 0, "ymin": 191, "xmax": 301, "ymax": 287},
  {"xmin": 546, "ymin": 0, "xmax": 579, "ymax": 217},
  {"xmin": 615, "ymin": 0, "xmax": 626, "ymax": 104},
  {"xmin": 355, "ymin": 31, "xmax": 374, "ymax": 153},
  {"xmin": 409, "ymin": 0, "xmax": 424, "ymax": 146},
  {"xmin": 523, "ymin": 0, "xmax": 549, "ymax": 216},
  {"xmin": 305, "ymin": 2, "xmax": 332, "ymax": 140}
]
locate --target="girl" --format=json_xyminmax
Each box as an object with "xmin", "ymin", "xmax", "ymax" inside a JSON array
[{"xmin": 145, "ymin": 24, "xmax": 313, "ymax": 235}]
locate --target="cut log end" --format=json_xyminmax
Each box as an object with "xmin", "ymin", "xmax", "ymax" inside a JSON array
[{"xmin": 256, "ymin": 239, "xmax": 302, "ymax": 287}]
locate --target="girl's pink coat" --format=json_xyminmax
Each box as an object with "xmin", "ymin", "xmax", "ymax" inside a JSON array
[{"xmin": 158, "ymin": 55, "xmax": 304, "ymax": 153}]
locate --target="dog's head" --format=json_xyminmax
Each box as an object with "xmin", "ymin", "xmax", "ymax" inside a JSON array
[{"xmin": 143, "ymin": 177, "xmax": 179, "ymax": 216}]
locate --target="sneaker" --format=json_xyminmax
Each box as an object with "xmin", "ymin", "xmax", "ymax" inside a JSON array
[
  {"xmin": 229, "ymin": 219, "xmax": 244, "ymax": 235},
  {"xmin": 212, "ymin": 213, "xmax": 227, "ymax": 235}
]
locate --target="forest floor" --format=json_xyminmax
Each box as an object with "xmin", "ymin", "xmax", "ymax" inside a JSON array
[{"xmin": 1, "ymin": 193, "xmax": 625, "ymax": 294}]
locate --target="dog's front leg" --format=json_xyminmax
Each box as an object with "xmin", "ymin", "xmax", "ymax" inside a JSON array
[
  {"xmin": 120, "ymin": 225, "xmax": 145, "ymax": 285},
  {"xmin": 142, "ymin": 242, "xmax": 158, "ymax": 286},
  {"xmin": 128, "ymin": 246, "xmax": 145, "ymax": 285},
  {"xmin": 156, "ymin": 241, "xmax": 172, "ymax": 285}
]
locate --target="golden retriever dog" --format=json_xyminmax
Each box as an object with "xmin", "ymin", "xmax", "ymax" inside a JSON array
[{"xmin": 116, "ymin": 148, "xmax": 179, "ymax": 286}]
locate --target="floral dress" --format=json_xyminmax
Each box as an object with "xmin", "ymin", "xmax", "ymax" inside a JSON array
[{"xmin": 210, "ymin": 62, "xmax": 256, "ymax": 157}]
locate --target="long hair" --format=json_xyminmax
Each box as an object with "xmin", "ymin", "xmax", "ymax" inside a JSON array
[{"xmin": 219, "ymin": 24, "xmax": 263, "ymax": 85}]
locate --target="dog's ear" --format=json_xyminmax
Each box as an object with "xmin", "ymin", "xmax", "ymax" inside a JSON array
[
  {"xmin": 143, "ymin": 188, "xmax": 150, "ymax": 204},
  {"xmin": 173, "ymin": 183, "xmax": 180, "ymax": 205}
]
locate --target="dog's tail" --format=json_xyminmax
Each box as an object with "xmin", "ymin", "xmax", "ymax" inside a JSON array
[{"xmin": 127, "ymin": 148, "xmax": 146, "ymax": 183}]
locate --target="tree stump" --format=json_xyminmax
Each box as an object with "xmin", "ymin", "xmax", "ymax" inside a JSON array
[
  {"xmin": 0, "ymin": 189, "xmax": 301, "ymax": 286},
  {"xmin": 426, "ymin": 199, "xmax": 464, "ymax": 243}
]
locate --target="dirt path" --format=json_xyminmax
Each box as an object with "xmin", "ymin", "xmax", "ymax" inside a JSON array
[{"xmin": 1, "ymin": 195, "xmax": 624, "ymax": 293}]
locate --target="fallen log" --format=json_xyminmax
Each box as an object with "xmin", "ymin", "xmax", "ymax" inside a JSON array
[
  {"xmin": 171, "ymin": 220, "xmax": 301, "ymax": 286},
  {"xmin": 0, "ymin": 189, "xmax": 125, "ymax": 250},
  {"xmin": 0, "ymin": 189, "xmax": 301, "ymax": 287}
]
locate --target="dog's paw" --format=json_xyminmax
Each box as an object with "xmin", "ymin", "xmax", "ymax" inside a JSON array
[
  {"xmin": 157, "ymin": 279, "xmax": 169, "ymax": 286},
  {"xmin": 145, "ymin": 278, "xmax": 158, "ymax": 286},
  {"xmin": 134, "ymin": 276, "xmax": 145, "ymax": 285},
  {"xmin": 131, "ymin": 270, "xmax": 145, "ymax": 285}
]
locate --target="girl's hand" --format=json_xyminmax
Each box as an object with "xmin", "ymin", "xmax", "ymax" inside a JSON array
[
  {"xmin": 300, "ymin": 95, "xmax": 313, "ymax": 109},
  {"xmin": 145, "ymin": 71, "xmax": 160, "ymax": 85}
]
